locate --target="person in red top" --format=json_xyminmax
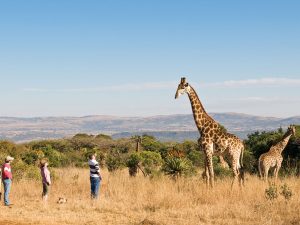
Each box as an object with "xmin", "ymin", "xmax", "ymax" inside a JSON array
[{"xmin": 2, "ymin": 156, "xmax": 14, "ymax": 206}]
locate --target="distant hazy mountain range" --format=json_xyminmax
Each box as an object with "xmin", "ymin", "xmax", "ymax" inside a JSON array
[{"xmin": 0, "ymin": 113, "xmax": 299, "ymax": 142}]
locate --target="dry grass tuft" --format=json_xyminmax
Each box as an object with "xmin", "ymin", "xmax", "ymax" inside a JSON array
[{"xmin": 0, "ymin": 168, "xmax": 299, "ymax": 225}]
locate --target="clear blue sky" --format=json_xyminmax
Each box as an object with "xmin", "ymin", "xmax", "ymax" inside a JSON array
[{"xmin": 0, "ymin": 1, "xmax": 299, "ymax": 117}]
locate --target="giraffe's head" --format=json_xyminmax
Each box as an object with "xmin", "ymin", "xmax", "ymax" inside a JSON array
[
  {"xmin": 175, "ymin": 77, "xmax": 191, "ymax": 99},
  {"xmin": 288, "ymin": 125, "xmax": 296, "ymax": 136}
]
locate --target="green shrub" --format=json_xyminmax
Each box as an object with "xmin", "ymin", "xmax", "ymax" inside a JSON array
[
  {"xmin": 214, "ymin": 164, "xmax": 233, "ymax": 178},
  {"xmin": 280, "ymin": 183, "xmax": 293, "ymax": 201},
  {"xmin": 21, "ymin": 151, "xmax": 40, "ymax": 165},
  {"xmin": 106, "ymin": 153, "xmax": 124, "ymax": 172},
  {"xmin": 11, "ymin": 159, "xmax": 40, "ymax": 181},
  {"xmin": 140, "ymin": 151, "xmax": 163, "ymax": 176},
  {"xmin": 187, "ymin": 150, "xmax": 204, "ymax": 167},
  {"xmin": 126, "ymin": 153, "xmax": 141, "ymax": 176},
  {"xmin": 265, "ymin": 183, "xmax": 278, "ymax": 201},
  {"xmin": 141, "ymin": 135, "xmax": 164, "ymax": 152},
  {"xmin": 126, "ymin": 151, "xmax": 162, "ymax": 177},
  {"xmin": 162, "ymin": 157, "xmax": 195, "ymax": 179}
]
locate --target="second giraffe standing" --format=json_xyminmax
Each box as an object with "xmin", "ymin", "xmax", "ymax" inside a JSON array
[{"xmin": 258, "ymin": 125, "xmax": 296, "ymax": 182}]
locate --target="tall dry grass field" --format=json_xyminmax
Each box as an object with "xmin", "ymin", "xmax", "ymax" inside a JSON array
[{"xmin": 0, "ymin": 168, "xmax": 299, "ymax": 225}]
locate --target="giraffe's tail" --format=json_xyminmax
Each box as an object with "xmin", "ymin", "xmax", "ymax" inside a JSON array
[
  {"xmin": 239, "ymin": 145, "xmax": 244, "ymax": 169},
  {"xmin": 238, "ymin": 145, "xmax": 245, "ymax": 186}
]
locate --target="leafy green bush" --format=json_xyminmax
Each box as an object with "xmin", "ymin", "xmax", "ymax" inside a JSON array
[
  {"xmin": 265, "ymin": 183, "xmax": 278, "ymax": 201},
  {"xmin": 241, "ymin": 149, "xmax": 257, "ymax": 174},
  {"xmin": 126, "ymin": 153, "xmax": 141, "ymax": 176},
  {"xmin": 21, "ymin": 151, "xmax": 40, "ymax": 165},
  {"xmin": 140, "ymin": 151, "xmax": 163, "ymax": 176},
  {"xmin": 106, "ymin": 152, "xmax": 125, "ymax": 172},
  {"xmin": 126, "ymin": 151, "xmax": 162, "ymax": 177},
  {"xmin": 280, "ymin": 183, "xmax": 293, "ymax": 201},
  {"xmin": 187, "ymin": 150, "xmax": 204, "ymax": 167},
  {"xmin": 213, "ymin": 164, "xmax": 233, "ymax": 178},
  {"xmin": 12, "ymin": 159, "xmax": 40, "ymax": 181},
  {"xmin": 162, "ymin": 157, "xmax": 195, "ymax": 179},
  {"xmin": 141, "ymin": 135, "xmax": 164, "ymax": 152}
]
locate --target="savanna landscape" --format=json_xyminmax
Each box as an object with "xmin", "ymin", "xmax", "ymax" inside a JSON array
[
  {"xmin": 0, "ymin": 128, "xmax": 300, "ymax": 225},
  {"xmin": 1, "ymin": 168, "xmax": 300, "ymax": 225},
  {"xmin": 2, "ymin": 1, "xmax": 300, "ymax": 225}
]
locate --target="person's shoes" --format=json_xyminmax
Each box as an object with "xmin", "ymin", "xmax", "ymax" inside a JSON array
[{"xmin": 4, "ymin": 204, "xmax": 13, "ymax": 207}]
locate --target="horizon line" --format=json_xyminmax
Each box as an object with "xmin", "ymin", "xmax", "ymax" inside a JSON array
[{"xmin": 0, "ymin": 112, "xmax": 299, "ymax": 119}]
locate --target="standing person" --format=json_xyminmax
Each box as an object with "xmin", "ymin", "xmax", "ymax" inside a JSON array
[
  {"xmin": 2, "ymin": 156, "xmax": 14, "ymax": 206},
  {"xmin": 88, "ymin": 153, "xmax": 101, "ymax": 199},
  {"xmin": 0, "ymin": 167, "xmax": 2, "ymax": 201},
  {"xmin": 40, "ymin": 159, "xmax": 51, "ymax": 201}
]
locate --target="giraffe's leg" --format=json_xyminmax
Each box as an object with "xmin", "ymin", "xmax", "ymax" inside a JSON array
[
  {"xmin": 231, "ymin": 159, "xmax": 239, "ymax": 188},
  {"xmin": 206, "ymin": 152, "xmax": 214, "ymax": 188},
  {"xmin": 238, "ymin": 166, "xmax": 244, "ymax": 187},
  {"xmin": 219, "ymin": 155, "xmax": 229, "ymax": 169},
  {"xmin": 275, "ymin": 158, "xmax": 283, "ymax": 181},
  {"xmin": 264, "ymin": 166, "xmax": 269, "ymax": 182},
  {"xmin": 199, "ymin": 139, "xmax": 210, "ymax": 187},
  {"xmin": 273, "ymin": 167, "xmax": 277, "ymax": 179},
  {"xmin": 204, "ymin": 157, "xmax": 210, "ymax": 187},
  {"xmin": 240, "ymin": 169, "xmax": 245, "ymax": 186},
  {"xmin": 274, "ymin": 164, "xmax": 281, "ymax": 181}
]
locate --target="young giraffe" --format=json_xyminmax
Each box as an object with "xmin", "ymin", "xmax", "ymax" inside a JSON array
[
  {"xmin": 175, "ymin": 77, "xmax": 244, "ymax": 188},
  {"xmin": 258, "ymin": 125, "xmax": 296, "ymax": 182}
]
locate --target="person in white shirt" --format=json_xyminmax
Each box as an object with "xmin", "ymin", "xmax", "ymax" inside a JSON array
[{"xmin": 88, "ymin": 154, "xmax": 102, "ymax": 199}]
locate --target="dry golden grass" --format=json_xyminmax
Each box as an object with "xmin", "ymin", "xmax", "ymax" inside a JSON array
[{"xmin": 1, "ymin": 168, "xmax": 300, "ymax": 225}]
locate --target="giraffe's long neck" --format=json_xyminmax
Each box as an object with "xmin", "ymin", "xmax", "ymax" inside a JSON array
[
  {"xmin": 187, "ymin": 86, "xmax": 214, "ymax": 131},
  {"xmin": 276, "ymin": 131, "xmax": 293, "ymax": 154}
]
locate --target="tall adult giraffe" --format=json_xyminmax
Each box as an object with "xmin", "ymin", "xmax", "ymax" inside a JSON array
[
  {"xmin": 175, "ymin": 77, "xmax": 244, "ymax": 188},
  {"xmin": 258, "ymin": 125, "xmax": 296, "ymax": 181}
]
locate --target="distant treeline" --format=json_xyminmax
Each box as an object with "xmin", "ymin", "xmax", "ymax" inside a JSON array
[{"xmin": 0, "ymin": 126, "xmax": 299, "ymax": 180}]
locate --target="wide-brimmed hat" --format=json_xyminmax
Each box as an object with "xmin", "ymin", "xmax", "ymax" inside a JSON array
[
  {"xmin": 40, "ymin": 159, "xmax": 48, "ymax": 166},
  {"xmin": 5, "ymin": 156, "xmax": 14, "ymax": 162}
]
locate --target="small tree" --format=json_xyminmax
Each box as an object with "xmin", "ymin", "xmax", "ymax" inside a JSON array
[
  {"xmin": 140, "ymin": 151, "xmax": 163, "ymax": 176},
  {"xmin": 126, "ymin": 151, "xmax": 162, "ymax": 177},
  {"xmin": 126, "ymin": 153, "xmax": 141, "ymax": 176},
  {"xmin": 106, "ymin": 153, "xmax": 124, "ymax": 172}
]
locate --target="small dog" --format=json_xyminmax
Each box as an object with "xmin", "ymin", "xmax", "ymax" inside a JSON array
[{"xmin": 57, "ymin": 197, "xmax": 68, "ymax": 204}]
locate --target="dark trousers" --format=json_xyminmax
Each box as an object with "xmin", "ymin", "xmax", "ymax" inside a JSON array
[{"xmin": 90, "ymin": 176, "xmax": 101, "ymax": 199}]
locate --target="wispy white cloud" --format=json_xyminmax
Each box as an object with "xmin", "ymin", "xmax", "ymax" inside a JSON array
[
  {"xmin": 23, "ymin": 81, "xmax": 177, "ymax": 93},
  {"xmin": 201, "ymin": 77, "xmax": 300, "ymax": 88},
  {"xmin": 23, "ymin": 88, "xmax": 50, "ymax": 92},
  {"xmin": 232, "ymin": 97, "xmax": 277, "ymax": 102},
  {"xmin": 220, "ymin": 96, "xmax": 300, "ymax": 104},
  {"xmin": 23, "ymin": 77, "xmax": 300, "ymax": 93}
]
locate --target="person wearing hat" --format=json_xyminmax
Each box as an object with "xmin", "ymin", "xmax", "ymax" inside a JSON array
[
  {"xmin": 1, "ymin": 156, "xmax": 14, "ymax": 206},
  {"xmin": 40, "ymin": 159, "xmax": 51, "ymax": 201}
]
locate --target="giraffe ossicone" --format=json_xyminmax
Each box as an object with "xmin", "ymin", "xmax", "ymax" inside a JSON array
[{"xmin": 175, "ymin": 77, "xmax": 245, "ymax": 188}]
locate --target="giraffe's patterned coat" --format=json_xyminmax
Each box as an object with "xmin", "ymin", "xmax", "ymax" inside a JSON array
[
  {"xmin": 175, "ymin": 77, "xmax": 244, "ymax": 188},
  {"xmin": 258, "ymin": 125, "xmax": 296, "ymax": 181}
]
